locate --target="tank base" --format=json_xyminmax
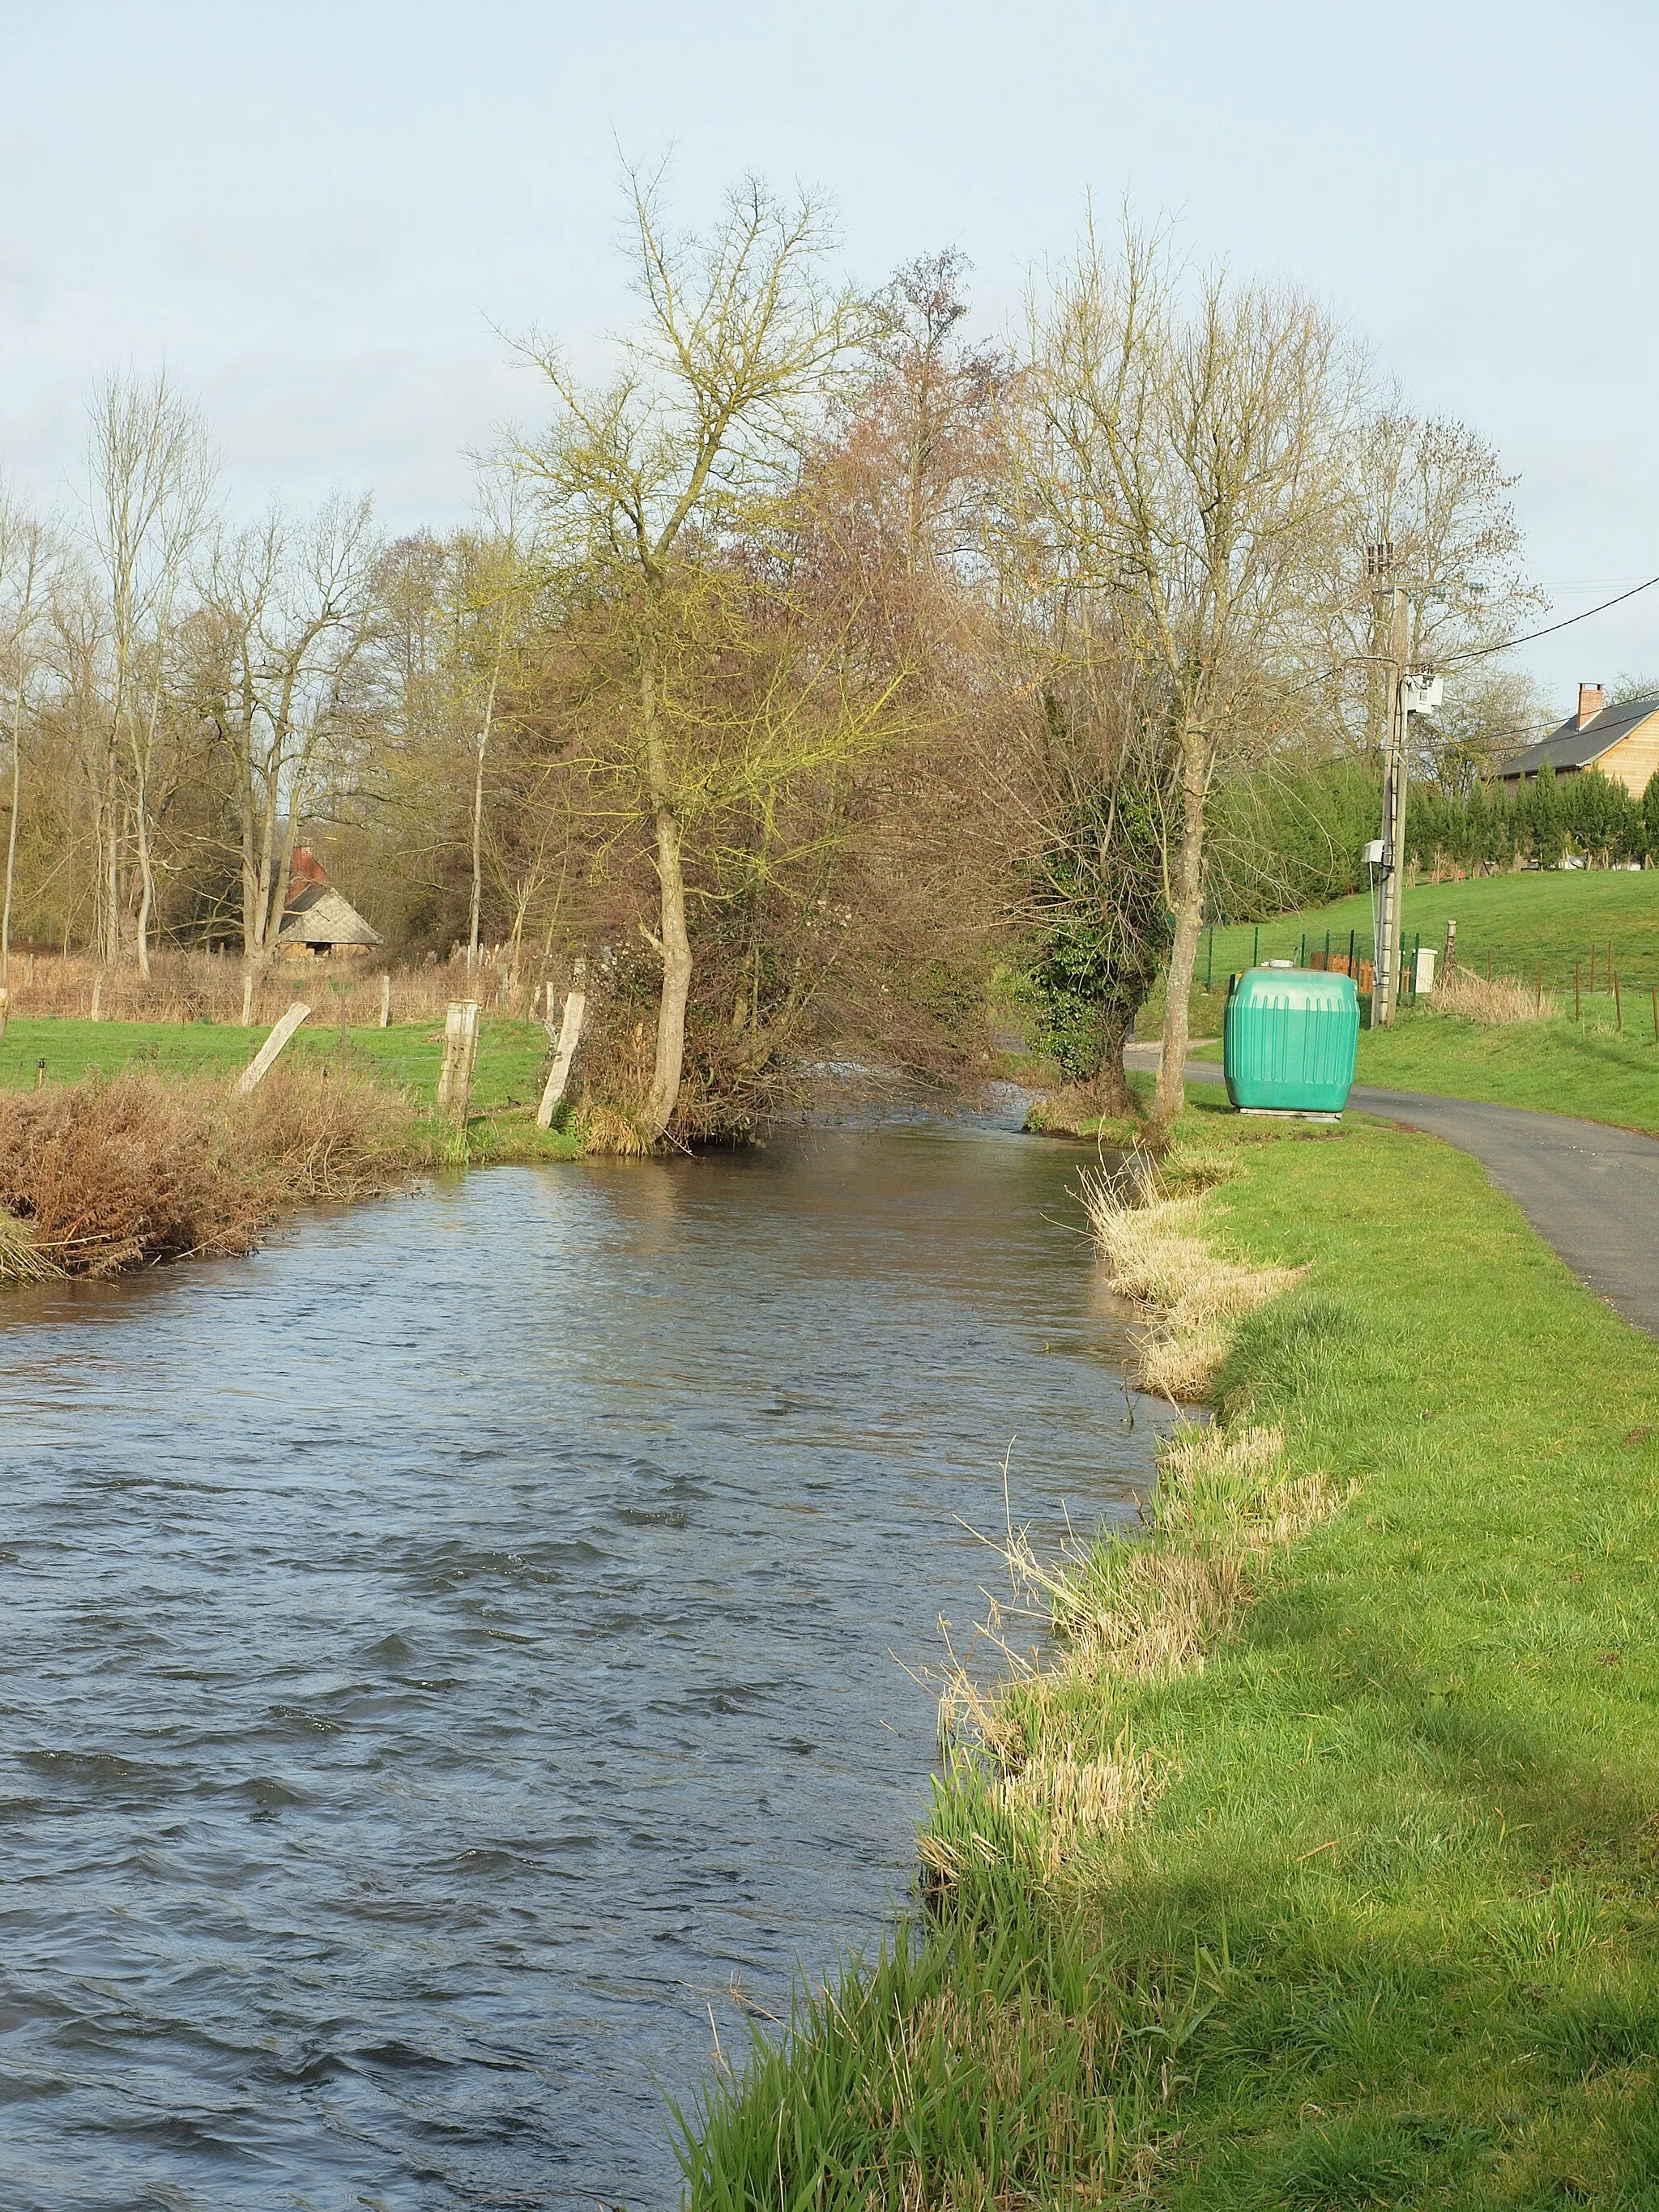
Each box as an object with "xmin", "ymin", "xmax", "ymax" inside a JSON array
[{"xmin": 1238, "ymin": 1108, "xmax": 1343, "ymax": 1123}]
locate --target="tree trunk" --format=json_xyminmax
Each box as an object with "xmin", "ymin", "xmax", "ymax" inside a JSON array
[
  {"xmin": 644, "ymin": 804, "xmax": 693, "ymax": 1139},
  {"xmin": 639, "ymin": 633, "xmax": 692, "ymax": 1143},
  {"xmin": 2, "ymin": 678, "xmax": 21, "ymax": 991},
  {"xmin": 467, "ymin": 727, "xmax": 486, "ymax": 969},
  {"xmin": 1154, "ymin": 748, "xmax": 1209, "ymax": 1132},
  {"xmin": 132, "ymin": 798, "xmax": 155, "ymax": 978},
  {"xmin": 1089, "ymin": 1005, "xmax": 1136, "ymax": 1119}
]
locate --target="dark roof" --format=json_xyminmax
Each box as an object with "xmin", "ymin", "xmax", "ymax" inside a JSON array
[
  {"xmin": 277, "ymin": 880, "xmax": 383, "ymax": 948},
  {"xmin": 1499, "ymin": 697, "xmax": 1659, "ymax": 778}
]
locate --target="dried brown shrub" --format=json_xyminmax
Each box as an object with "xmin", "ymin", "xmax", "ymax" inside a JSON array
[
  {"xmin": 0, "ymin": 1067, "xmax": 416, "ymax": 1280},
  {"xmin": 227, "ymin": 1067, "xmax": 416, "ymax": 1201},
  {"xmin": 0, "ymin": 1074, "xmax": 262, "ymax": 1275}
]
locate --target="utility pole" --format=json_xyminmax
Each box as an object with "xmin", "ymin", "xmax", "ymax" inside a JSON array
[
  {"xmin": 1372, "ymin": 570, "xmax": 1410, "ymax": 1026},
  {"xmin": 1368, "ymin": 551, "xmax": 1443, "ymax": 1028}
]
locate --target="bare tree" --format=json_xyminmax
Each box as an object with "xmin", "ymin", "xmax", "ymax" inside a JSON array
[
  {"xmin": 1017, "ymin": 216, "xmax": 1353, "ymax": 1130},
  {"xmin": 512, "ymin": 165, "xmax": 868, "ymax": 1140},
  {"xmin": 196, "ymin": 492, "xmax": 379, "ymax": 962},
  {"xmin": 85, "ymin": 373, "xmax": 216, "ymax": 973},
  {"xmin": 1323, "ymin": 409, "xmax": 1546, "ymax": 758},
  {"xmin": 0, "ymin": 495, "xmax": 59, "ymax": 994}
]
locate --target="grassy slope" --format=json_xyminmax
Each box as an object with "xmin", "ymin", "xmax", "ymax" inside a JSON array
[
  {"xmin": 0, "ymin": 1016, "xmax": 580, "ymax": 1161},
  {"xmin": 685, "ymin": 1102, "xmax": 1659, "ymax": 2206},
  {"xmin": 1201, "ymin": 872, "xmax": 1659, "ymax": 994}
]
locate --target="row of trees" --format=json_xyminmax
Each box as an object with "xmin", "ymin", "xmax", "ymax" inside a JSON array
[
  {"xmin": 1408, "ymin": 762, "xmax": 1659, "ymax": 875},
  {"xmin": 0, "ymin": 172, "xmax": 1554, "ymax": 1140}
]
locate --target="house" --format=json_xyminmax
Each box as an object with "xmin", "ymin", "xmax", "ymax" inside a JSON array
[
  {"xmin": 277, "ymin": 847, "xmax": 384, "ymax": 959},
  {"xmin": 1499, "ymin": 684, "xmax": 1659, "ymax": 799}
]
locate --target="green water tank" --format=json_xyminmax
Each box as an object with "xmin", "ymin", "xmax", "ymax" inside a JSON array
[{"xmin": 1224, "ymin": 965, "xmax": 1359, "ymax": 1114}]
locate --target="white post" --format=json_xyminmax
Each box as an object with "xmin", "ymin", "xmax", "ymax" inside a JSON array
[
  {"xmin": 90, "ymin": 974, "xmax": 103, "ymax": 1023},
  {"xmin": 234, "ymin": 1002, "xmax": 311, "ymax": 1097},
  {"xmin": 536, "ymin": 982, "xmax": 586, "ymax": 1128},
  {"xmin": 240, "ymin": 970, "xmax": 254, "ymax": 1028},
  {"xmin": 437, "ymin": 1000, "xmax": 482, "ymax": 1122},
  {"xmin": 379, "ymin": 970, "xmax": 391, "ymax": 1029}
]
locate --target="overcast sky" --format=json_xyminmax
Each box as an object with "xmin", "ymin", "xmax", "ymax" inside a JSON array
[{"xmin": 2, "ymin": 0, "xmax": 1655, "ymax": 710}]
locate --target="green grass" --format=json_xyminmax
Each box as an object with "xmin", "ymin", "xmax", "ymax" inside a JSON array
[
  {"xmin": 683, "ymin": 1105, "xmax": 1659, "ymax": 2206},
  {"xmin": 0, "ymin": 1014, "xmax": 550, "ymax": 1110},
  {"xmin": 1345, "ymin": 1007, "xmax": 1659, "ymax": 1133},
  {"xmin": 1198, "ymin": 870, "xmax": 1659, "ymax": 998},
  {"xmin": 0, "ymin": 1014, "xmax": 583, "ymax": 1161}
]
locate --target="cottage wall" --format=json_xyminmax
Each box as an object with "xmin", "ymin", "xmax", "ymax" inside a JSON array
[{"xmin": 1599, "ymin": 714, "xmax": 1659, "ymax": 798}]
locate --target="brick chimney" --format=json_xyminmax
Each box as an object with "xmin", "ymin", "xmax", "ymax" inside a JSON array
[
  {"xmin": 287, "ymin": 846, "xmax": 329, "ymax": 901},
  {"xmin": 1577, "ymin": 682, "xmax": 1605, "ymax": 729}
]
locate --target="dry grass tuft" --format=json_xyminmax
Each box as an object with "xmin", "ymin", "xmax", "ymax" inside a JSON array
[
  {"xmin": 0, "ymin": 1067, "xmax": 416, "ymax": 1281},
  {"xmin": 0, "ymin": 1204, "xmax": 62, "ymax": 1285},
  {"xmin": 1434, "ymin": 965, "xmax": 1556, "ymax": 1023},
  {"xmin": 576, "ymin": 1100, "xmax": 652, "ymax": 1156},
  {"xmin": 1079, "ymin": 1161, "xmax": 1303, "ymax": 1401}
]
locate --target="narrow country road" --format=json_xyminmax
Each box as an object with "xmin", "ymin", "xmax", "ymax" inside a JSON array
[{"xmin": 1124, "ymin": 1046, "xmax": 1659, "ymax": 1341}]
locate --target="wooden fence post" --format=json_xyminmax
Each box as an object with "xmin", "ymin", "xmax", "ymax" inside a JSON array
[
  {"xmin": 234, "ymin": 1002, "xmax": 311, "ymax": 1096},
  {"xmin": 240, "ymin": 970, "xmax": 254, "ymax": 1028},
  {"xmin": 379, "ymin": 970, "xmax": 391, "ymax": 1029},
  {"xmin": 536, "ymin": 976, "xmax": 587, "ymax": 1129},
  {"xmin": 437, "ymin": 1001, "xmax": 481, "ymax": 1122},
  {"xmin": 90, "ymin": 974, "xmax": 103, "ymax": 1023}
]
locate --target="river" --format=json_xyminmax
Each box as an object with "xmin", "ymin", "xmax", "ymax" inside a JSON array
[{"xmin": 0, "ymin": 1118, "xmax": 1164, "ymax": 2209}]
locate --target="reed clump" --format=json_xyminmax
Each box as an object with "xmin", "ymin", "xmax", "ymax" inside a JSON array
[
  {"xmin": 1079, "ymin": 1141, "xmax": 1303, "ymax": 1400},
  {"xmin": 0, "ymin": 1066, "xmax": 416, "ymax": 1282},
  {"xmin": 1433, "ymin": 964, "xmax": 1555, "ymax": 1022}
]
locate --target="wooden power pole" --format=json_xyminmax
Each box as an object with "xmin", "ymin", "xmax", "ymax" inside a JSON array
[{"xmin": 1373, "ymin": 580, "xmax": 1410, "ymax": 1027}]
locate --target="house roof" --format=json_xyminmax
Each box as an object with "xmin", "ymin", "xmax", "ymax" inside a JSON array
[
  {"xmin": 1500, "ymin": 697, "xmax": 1659, "ymax": 778},
  {"xmin": 277, "ymin": 879, "xmax": 384, "ymax": 948}
]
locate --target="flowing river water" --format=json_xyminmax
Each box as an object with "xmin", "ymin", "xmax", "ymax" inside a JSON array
[{"xmin": 1, "ymin": 1115, "xmax": 1165, "ymax": 2210}]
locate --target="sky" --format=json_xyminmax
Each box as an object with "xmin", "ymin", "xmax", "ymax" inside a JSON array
[{"xmin": 2, "ymin": 0, "xmax": 1657, "ymax": 712}]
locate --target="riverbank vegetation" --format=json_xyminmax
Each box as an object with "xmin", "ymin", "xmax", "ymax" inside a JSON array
[
  {"xmin": 0, "ymin": 1066, "xmax": 416, "ymax": 1281},
  {"xmin": 681, "ymin": 1103, "xmax": 1659, "ymax": 2202}
]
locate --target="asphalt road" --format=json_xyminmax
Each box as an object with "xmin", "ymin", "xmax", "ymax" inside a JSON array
[{"xmin": 1124, "ymin": 1046, "xmax": 1659, "ymax": 1340}]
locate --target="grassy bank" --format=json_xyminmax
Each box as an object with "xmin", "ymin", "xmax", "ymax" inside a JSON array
[
  {"xmin": 682, "ymin": 1102, "xmax": 1659, "ymax": 2205},
  {"xmin": 0, "ymin": 1042, "xmax": 582, "ymax": 1285}
]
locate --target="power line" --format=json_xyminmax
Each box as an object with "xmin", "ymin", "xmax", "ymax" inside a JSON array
[{"xmin": 1447, "ymin": 572, "xmax": 1659, "ymax": 665}]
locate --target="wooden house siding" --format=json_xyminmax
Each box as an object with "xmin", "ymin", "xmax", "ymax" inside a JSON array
[{"xmin": 1598, "ymin": 716, "xmax": 1659, "ymax": 797}]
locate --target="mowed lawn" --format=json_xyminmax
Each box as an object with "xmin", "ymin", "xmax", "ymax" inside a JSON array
[{"xmin": 0, "ymin": 1015, "xmax": 553, "ymax": 1113}]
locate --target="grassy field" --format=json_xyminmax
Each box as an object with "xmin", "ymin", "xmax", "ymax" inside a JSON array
[
  {"xmin": 0, "ymin": 1013, "xmax": 551, "ymax": 1112},
  {"xmin": 683, "ymin": 1103, "xmax": 1659, "ymax": 2205},
  {"xmin": 1201, "ymin": 869, "xmax": 1659, "ymax": 996}
]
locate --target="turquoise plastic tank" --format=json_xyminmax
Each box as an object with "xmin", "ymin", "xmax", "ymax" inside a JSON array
[{"xmin": 1224, "ymin": 966, "xmax": 1359, "ymax": 1113}]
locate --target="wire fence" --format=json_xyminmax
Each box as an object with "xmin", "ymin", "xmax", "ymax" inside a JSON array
[{"xmin": 1190, "ymin": 923, "xmax": 1659, "ymax": 1042}]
